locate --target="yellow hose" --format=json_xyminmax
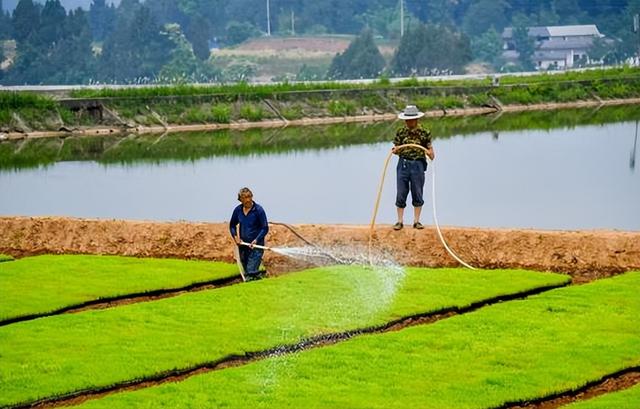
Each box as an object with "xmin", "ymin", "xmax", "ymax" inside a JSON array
[{"xmin": 369, "ymin": 143, "xmax": 475, "ymax": 269}]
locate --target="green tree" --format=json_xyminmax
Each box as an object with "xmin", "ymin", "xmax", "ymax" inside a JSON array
[
  {"xmin": 37, "ymin": 0, "xmax": 66, "ymax": 48},
  {"xmin": 553, "ymin": 0, "xmax": 583, "ymax": 24},
  {"xmin": 6, "ymin": 4, "xmax": 96, "ymax": 84},
  {"xmin": 327, "ymin": 29, "xmax": 385, "ymax": 80},
  {"xmin": 472, "ymin": 27, "xmax": 504, "ymax": 68},
  {"xmin": 12, "ymin": 0, "xmax": 40, "ymax": 44},
  {"xmin": 159, "ymin": 23, "xmax": 220, "ymax": 82},
  {"xmin": 116, "ymin": 0, "xmax": 143, "ymax": 26},
  {"xmin": 0, "ymin": 44, "xmax": 4, "ymax": 75},
  {"xmin": 0, "ymin": 0, "xmax": 12, "ymax": 40},
  {"xmin": 406, "ymin": 0, "xmax": 454, "ymax": 26},
  {"xmin": 391, "ymin": 23, "xmax": 472, "ymax": 76},
  {"xmin": 355, "ymin": 5, "xmax": 419, "ymax": 40},
  {"xmin": 587, "ymin": 37, "xmax": 613, "ymax": 64},
  {"xmin": 147, "ymin": 0, "xmax": 187, "ymax": 26},
  {"xmin": 51, "ymin": 8, "xmax": 96, "ymax": 83},
  {"xmin": 416, "ymin": 24, "xmax": 472, "ymax": 74},
  {"xmin": 185, "ymin": 15, "xmax": 211, "ymax": 60},
  {"xmin": 462, "ymin": 0, "xmax": 510, "ymax": 37},
  {"xmin": 512, "ymin": 15, "xmax": 535, "ymax": 71},
  {"xmin": 391, "ymin": 23, "xmax": 427, "ymax": 75},
  {"xmin": 99, "ymin": 4, "xmax": 174, "ymax": 82},
  {"xmin": 296, "ymin": 63, "xmax": 326, "ymax": 81},
  {"xmin": 225, "ymin": 21, "xmax": 259, "ymax": 46},
  {"xmin": 89, "ymin": 0, "xmax": 117, "ymax": 41},
  {"xmin": 614, "ymin": 0, "xmax": 640, "ymax": 61}
]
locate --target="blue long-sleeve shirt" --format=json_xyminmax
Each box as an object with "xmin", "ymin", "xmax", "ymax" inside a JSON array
[{"xmin": 229, "ymin": 202, "xmax": 269, "ymax": 246}]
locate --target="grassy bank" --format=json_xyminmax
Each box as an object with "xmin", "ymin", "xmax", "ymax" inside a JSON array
[
  {"xmin": 0, "ymin": 254, "xmax": 13, "ymax": 262},
  {"xmin": 0, "ymin": 255, "xmax": 238, "ymax": 322},
  {"xmin": 1, "ymin": 67, "xmax": 640, "ymax": 133},
  {"xmin": 0, "ymin": 266, "xmax": 567, "ymax": 407},
  {"xmin": 2, "ymin": 104, "xmax": 639, "ymax": 170},
  {"xmin": 74, "ymin": 272, "xmax": 640, "ymax": 409}
]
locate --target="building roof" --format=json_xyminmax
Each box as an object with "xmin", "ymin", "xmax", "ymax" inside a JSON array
[
  {"xmin": 547, "ymin": 25, "xmax": 602, "ymax": 37},
  {"xmin": 502, "ymin": 24, "xmax": 602, "ymax": 39},
  {"xmin": 502, "ymin": 27, "xmax": 548, "ymax": 39},
  {"xmin": 539, "ymin": 37, "xmax": 595, "ymax": 50}
]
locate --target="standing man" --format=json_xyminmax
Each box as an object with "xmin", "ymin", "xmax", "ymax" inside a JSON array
[
  {"xmin": 392, "ymin": 105, "xmax": 435, "ymax": 230},
  {"xmin": 229, "ymin": 187, "xmax": 269, "ymax": 280}
]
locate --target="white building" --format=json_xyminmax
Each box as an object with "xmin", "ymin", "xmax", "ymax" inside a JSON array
[{"xmin": 502, "ymin": 25, "xmax": 604, "ymax": 70}]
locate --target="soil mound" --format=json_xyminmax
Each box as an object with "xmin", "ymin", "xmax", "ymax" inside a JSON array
[{"xmin": 1, "ymin": 217, "xmax": 638, "ymax": 283}]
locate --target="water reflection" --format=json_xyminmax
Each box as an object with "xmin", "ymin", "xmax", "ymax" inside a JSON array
[
  {"xmin": 631, "ymin": 121, "xmax": 638, "ymax": 171},
  {"xmin": 2, "ymin": 105, "xmax": 640, "ymax": 171},
  {"xmin": 0, "ymin": 119, "xmax": 638, "ymax": 231}
]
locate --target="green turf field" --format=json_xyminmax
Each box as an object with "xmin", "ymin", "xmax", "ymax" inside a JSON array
[{"xmin": 0, "ymin": 266, "xmax": 567, "ymax": 407}]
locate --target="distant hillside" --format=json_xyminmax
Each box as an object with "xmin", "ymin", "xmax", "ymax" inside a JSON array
[{"xmin": 3, "ymin": 0, "xmax": 119, "ymax": 12}]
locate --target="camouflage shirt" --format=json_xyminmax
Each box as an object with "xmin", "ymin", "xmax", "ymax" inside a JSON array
[{"xmin": 393, "ymin": 125, "xmax": 432, "ymax": 160}]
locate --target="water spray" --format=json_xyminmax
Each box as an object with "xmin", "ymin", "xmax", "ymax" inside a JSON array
[
  {"xmin": 240, "ymin": 241, "xmax": 348, "ymax": 265},
  {"xmin": 369, "ymin": 143, "xmax": 476, "ymax": 270}
]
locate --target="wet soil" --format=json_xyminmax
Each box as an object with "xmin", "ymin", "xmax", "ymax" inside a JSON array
[{"xmin": 1, "ymin": 216, "xmax": 638, "ymax": 283}]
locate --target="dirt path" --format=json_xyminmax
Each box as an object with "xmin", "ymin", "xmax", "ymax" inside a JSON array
[{"xmin": 1, "ymin": 216, "xmax": 638, "ymax": 283}]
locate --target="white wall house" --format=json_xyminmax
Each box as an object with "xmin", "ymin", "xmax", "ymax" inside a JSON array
[{"xmin": 502, "ymin": 25, "xmax": 604, "ymax": 70}]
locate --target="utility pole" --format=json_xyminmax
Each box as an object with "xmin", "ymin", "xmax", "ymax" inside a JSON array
[
  {"xmin": 266, "ymin": 0, "xmax": 271, "ymax": 36},
  {"xmin": 400, "ymin": 0, "xmax": 404, "ymax": 37},
  {"xmin": 291, "ymin": 9, "xmax": 295, "ymax": 35}
]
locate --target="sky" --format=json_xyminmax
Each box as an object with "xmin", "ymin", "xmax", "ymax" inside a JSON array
[{"xmin": 3, "ymin": 0, "xmax": 120, "ymax": 12}]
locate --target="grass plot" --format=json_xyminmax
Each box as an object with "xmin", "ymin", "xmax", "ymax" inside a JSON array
[
  {"xmin": 0, "ymin": 255, "xmax": 238, "ymax": 322},
  {"xmin": 73, "ymin": 272, "xmax": 640, "ymax": 409},
  {"xmin": 0, "ymin": 267, "xmax": 567, "ymax": 407}
]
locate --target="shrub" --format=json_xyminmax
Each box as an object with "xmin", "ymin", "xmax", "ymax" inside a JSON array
[
  {"xmin": 184, "ymin": 107, "xmax": 207, "ymax": 123},
  {"xmin": 211, "ymin": 104, "xmax": 231, "ymax": 123},
  {"xmin": 328, "ymin": 100, "xmax": 357, "ymax": 116},
  {"xmin": 239, "ymin": 104, "xmax": 264, "ymax": 121},
  {"xmin": 468, "ymin": 93, "xmax": 491, "ymax": 106},
  {"xmin": 281, "ymin": 106, "xmax": 304, "ymax": 120}
]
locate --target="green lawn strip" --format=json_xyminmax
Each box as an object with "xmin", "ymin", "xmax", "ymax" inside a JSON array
[
  {"xmin": 71, "ymin": 272, "xmax": 640, "ymax": 409},
  {"xmin": 0, "ymin": 255, "xmax": 239, "ymax": 323},
  {"xmin": 563, "ymin": 383, "xmax": 640, "ymax": 409},
  {"xmin": 0, "ymin": 254, "xmax": 14, "ymax": 263},
  {"xmin": 0, "ymin": 267, "xmax": 567, "ymax": 407}
]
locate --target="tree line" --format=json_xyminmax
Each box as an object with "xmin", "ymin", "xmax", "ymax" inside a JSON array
[{"xmin": 0, "ymin": 0, "xmax": 638, "ymax": 84}]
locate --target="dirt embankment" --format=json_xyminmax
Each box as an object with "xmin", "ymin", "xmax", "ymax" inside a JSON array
[{"xmin": 1, "ymin": 217, "xmax": 638, "ymax": 283}]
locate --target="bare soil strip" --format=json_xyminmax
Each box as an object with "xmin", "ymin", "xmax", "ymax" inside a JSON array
[
  {"xmin": 502, "ymin": 368, "xmax": 640, "ymax": 409},
  {"xmin": 12, "ymin": 282, "xmax": 567, "ymax": 409},
  {"xmin": 0, "ymin": 275, "xmax": 241, "ymax": 327},
  {"xmin": 1, "ymin": 217, "xmax": 638, "ymax": 284}
]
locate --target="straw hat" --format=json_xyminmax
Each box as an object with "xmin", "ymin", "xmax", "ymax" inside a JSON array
[{"xmin": 398, "ymin": 105, "xmax": 425, "ymax": 120}]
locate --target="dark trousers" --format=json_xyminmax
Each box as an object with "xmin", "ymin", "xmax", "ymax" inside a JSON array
[
  {"xmin": 238, "ymin": 246, "xmax": 264, "ymax": 276},
  {"xmin": 395, "ymin": 157, "xmax": 427, "ymax": 208}
]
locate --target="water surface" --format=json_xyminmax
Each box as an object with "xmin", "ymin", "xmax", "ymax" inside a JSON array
[{"xmin": 0, "ymin": 118, "xmax": 638, "ymax": 231}]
